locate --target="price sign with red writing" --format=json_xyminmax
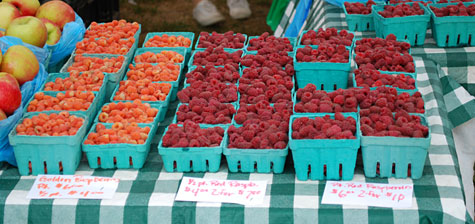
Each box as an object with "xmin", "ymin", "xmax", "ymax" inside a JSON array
[
  {"xmin": 27, "ymin": 175, "xmax": 120, "ymax": 199},
  {"xmin": 175, "ymin": 177, "xmax": 267, "ymax": 205},
  {"xmin": 322, "ymin": 181, "xmax": 413, "ymax": 208}
]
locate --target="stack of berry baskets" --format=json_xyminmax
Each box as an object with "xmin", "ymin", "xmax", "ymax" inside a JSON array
[
  {"xmin": 352, "ymin": 35, "xmax": 418, "ymax": 94},
  {"xmin": 294, "ymin": 28, "xmax": 354, "ymax": 91},
  {"xmin": 143, "ymin": 32, "xmax": 195, "ymax": 65},
  {"xmin": 372, "ymin": 2, "xmax": 430, "ymax": 46},
  {"xmin": 158, "ymin": 31, "xmax": 245, "ymax": 173},
  {"xmin": 220, "ymin": 33, "xmax": 296, "ymax": 174},
  {"xmin": 427, "ymin": 2, "xmax": 475, "ymax": 47},
  {"xmin": 60, "ymin": 54, "xmax": 129, "ymax": 100},
  {"xmin": 290, "ymin": 84, "xmax": 361, "ymax": 180},
  {"xmin": 127, "ymin": 47, "xmax": 186, "ymax": 102},
  {"xmin": 68, "ymin": 20, "xmax": 141, "ymax": 99}
]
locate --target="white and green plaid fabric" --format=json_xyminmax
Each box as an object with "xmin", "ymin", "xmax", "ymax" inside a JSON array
[
  {"xmin": 0, "ymin": 57, "xmax": 473, "ymax": 223},
  {"xmin": 275, "ymin": 0, "xmax": 475, "ymax": 128}
]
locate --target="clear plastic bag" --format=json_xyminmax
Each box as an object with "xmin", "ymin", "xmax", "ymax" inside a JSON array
[
  {"xmin": 0, "ymin": 36, "xmax": 50, "ymax": 66},
  {"xmin": 0, "ymin": 53, "xmax": 48, "ymax": 166},
  {"xmin": 45, "ymin": 13, "xmax": 86, "ymax": 71}
]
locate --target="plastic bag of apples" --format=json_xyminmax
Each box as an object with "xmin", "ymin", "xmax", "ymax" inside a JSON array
[
  {"xmin": 0, "ymin": 41, "xmax": 48, "ymax": 166},
  {"xmin": 0, "ymin": 0, "xmax": 86, "ymax": 73}
]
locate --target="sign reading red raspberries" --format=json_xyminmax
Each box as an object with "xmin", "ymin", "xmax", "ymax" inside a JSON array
[
  {"xmin": 227, "ymin": 120, "xmax": 289, "ymax": 149},
  {"xmin": 162, "ymin": 121, "xmax": 224, "ymax": 147},
  {"xmin": 360, "ymin": 110, "xmax": 429, "ymax": 138},
  {"xmin": 430, "ymin": 3, "xmax": 475, "ymax": 17},
  {"xmin": 296, "ymin": 45, "xmax": 349, "ymax": 63},
  {"xmin": 291, "ymin": 113, "xmax": 357, "ymax": 139},
  {"xmin": 294, "ymin": 84, "xmax": 361, "ymax": 113},
  {"xmin": 300, "ymin": 28, "xmax": 354, "ymax": 46},
  {"xmin": 344, "ymin": 0, "xmax": 376, "ymax": 15},
  {"xmin": 197, "ymin": 31, "xmax": 246, "ymax": 49},
  {"xmin": 354, "ymin": 68, "xmax": 416, "ymax": 90},
  {"xmin": 176, "ymin": 99, "xmax": 236, "ymax": 125},
  {"xmin": 355, "ymin": 34, "xmax": 411, "ymax": 54},
  {"xmin": 177, "ymin": 80, "xmax": 238, "ymax": 103},
  {"xmin": 185, "ymin": 65, "xmax": 240, "ymax": 84},
  {"xmin": 378, "ymin": 3, "xmax": 425, "ymax": 18},
  {"xmin": 247, "ymin": 32, "xmax": 294, "ymax": 52},
  {"xmin": 192, "ymin": 47, "xmax": 242, "ymax": 69}
]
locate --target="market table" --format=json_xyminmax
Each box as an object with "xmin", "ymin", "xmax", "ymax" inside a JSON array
[
  {"xmin": 0, "ymin": 57, "xmax": 473, "ymax": 223},
  {"xmin": 1, "ymin": 2, "xmax": 475, "ymax": 223}
]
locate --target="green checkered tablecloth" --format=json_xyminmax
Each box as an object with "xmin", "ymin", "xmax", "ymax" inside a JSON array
[
  {"xmin": 0, "ymin": 57, "xmax": 473, "ymax": 223},
  {"xmin": 275, "ymin": 0, "xmax": 475, "ymax": 128}
]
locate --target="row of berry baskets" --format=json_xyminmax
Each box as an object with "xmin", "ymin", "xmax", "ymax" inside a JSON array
[
  {"xmin": 5, "ymin": 27, "xmax": 431, "ymax": 182},
  {"xmin": 157, "ymin": 29, "xmax": 431, "ymax": 181},
  {"xmin": 344, "ymin": 0, "xmax": 475, "ymax": 47}
]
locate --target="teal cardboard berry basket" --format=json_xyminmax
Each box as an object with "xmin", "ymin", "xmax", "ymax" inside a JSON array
[
  {"xmin": 361, "ymin": 113, "xmax": 431, "ymax": 179},
  {"xmin": 294, "ymin": 45, "xmax": 352, "ymax": 90},
  {"xmin": 372, "ymin": 2, "xmax": 431, "ymax": 46},
  {"xmin": 344, "ymin": 4, "xmax": 375, "ymax": 31},
  {"xmin": 109, "ymin": 81, "xmax": 174, "ymax": 116},
  {"xmin": 23, "ymin": 91, "xmax": 101, "ymax": 129},
  {"xmin": 184, "ymin": 65, "xmax": 242, "ymax": 85},
  {"xmin": 194, "ymin": 33, "xmax": 248, "ymax": 51},
  {"xmin": 123, "ymin": 63, "xmax": 183, "ymax": 102},
  {"xmin": 132, "ymin": 47, "xmax": 186, "ymax": 71},
  {"xmin": 188, "ymin": 48, "xmax": 244, "ymax": 68},
  {"xmin": 94, "ymin": 102, "xmax": 163, "ymax": 130},
  {"xmin": 82, "ymin": 123, "xmax": 155, "ymax": 169},
  {"xmin": 143, "ymin": 32, "xmax": 195, "ymax": 64},
  {"xmin": 244, "ymin": 36, "xmax": 296, "ymax": 53},
  {"xmin": 223, "ymin": 129, "xmax": 289, "ymax": 173},
  {"xmin": 297, "ymin": 30, "xmax": 356, "ymax": 49},
  {"xmin": 60, "ymin": 53, "xmax": 129, "ymax": 101},
  {"xmin": 8, "ymin": 111, "xmax": 89, "ymax": 175},
  {"xmin": 158, "ymin": 125, "xmax": 227, "ymax": 172},
  {"xmin": 288, "ymin": 113, "xmax": 361, "ymax": 180},
  {"xmin": 352, "ymin": 71, "xmax": 419, "ymax": 94},
  {"xmin": 292, "ymin": 89, "xmax": 360, "ymax": 115},
  {"xmin": 39, "ymin": 72, "xmax": 109, "ymax": 107},
  {"xmin": 172, "ymin": 103, "xmax": 235, "ymax": 126},
  {"xmin": 427, "ymin": 2, "xmax": 475, "ymax": 47}
]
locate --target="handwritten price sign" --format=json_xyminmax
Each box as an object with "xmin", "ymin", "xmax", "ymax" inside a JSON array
[
  {"xmin": 27, "ymin": 175, "xmax": 120, "ymax": 199},
  {"xmin": 322, "ymin": 181, "xmax": 413, "ymax": 208},
  {"xmin": 175, "ymin": 177, "xmax": 267, "ymax": 205}
]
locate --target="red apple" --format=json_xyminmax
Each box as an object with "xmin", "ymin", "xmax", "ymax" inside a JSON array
[
  {"xmin": 35, "ymin": 0, "xmax": 75, "ymax": 30},
  {"xmin": 40, "ymin": 18, "xmax": 61, "ymax": 45},
  {"xmin": 0, "ymin": 45, "xmax": 39, "ymax": 85},
  {"xmin": 3, "ymin": 0, "xmax": 40, "ymax": 16},
  {"xmin": 5, "ymin": 16, "xmax": 47, "ymax": 47},
  {"xmin": 0, "ymin": 109, "xmax": 7, "ymax": 120},
  {"xmin": 0, "ymin": 72, "xmax": 21, "ymax": 115},
  {"xmin": 0, "ymin": 2, "xmax": 20, "ymax": 30}
]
